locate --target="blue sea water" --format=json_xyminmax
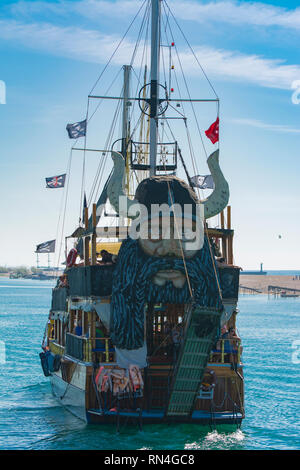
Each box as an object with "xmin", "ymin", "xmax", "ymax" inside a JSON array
[
  {"xmin": 0, "ymin": 277, "xmax": 299, "ymax": 450},
  {"xmin": 241, "ymin": 270, "xmax": 300, "ymax": 276},
  {"xmin": 267, "ymin": 270, "xmax": 300, "ymax": 276}
]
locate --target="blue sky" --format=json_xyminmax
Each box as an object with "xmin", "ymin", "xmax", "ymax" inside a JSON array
[{"xmin": 0, "ymin": 0, "xmax": 300, "ymax": 270}]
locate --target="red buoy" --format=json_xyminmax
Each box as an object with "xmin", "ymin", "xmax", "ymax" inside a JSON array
[{"xmin": 66, "ymin": 248, "xmax": 78, "ymax": 268}]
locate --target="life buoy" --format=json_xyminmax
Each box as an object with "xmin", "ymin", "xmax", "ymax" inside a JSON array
[{"xmin": 66, "ymin": 248, "xmax": 78, "ymax": 267}]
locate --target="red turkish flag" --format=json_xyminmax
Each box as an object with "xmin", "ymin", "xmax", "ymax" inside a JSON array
[{"xmin": 205, "ymin": 117, "xmax": 219, "ymax": 144}]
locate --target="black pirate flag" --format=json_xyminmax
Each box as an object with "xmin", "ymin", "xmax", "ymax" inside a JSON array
[
  {"xmin": 35, "ymin": 240, "xmax": 56, "ymax": 253},
  {"xmin": 45, "ymin": 174, "xmax": 66, "ymax": 189}
]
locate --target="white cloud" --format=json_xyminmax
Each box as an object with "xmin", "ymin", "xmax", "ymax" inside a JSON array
[
  {"xmin": 7, "ymin": 0, "xmax": 300, "ymax": 31},
  {"xmin": 5, "ymin": 0, "xmax": 300, "ymax": 30},
  {"xmin": 169, "ymin": 1, "xmax": 300, "ymax": 30},
  {"xmin": 1, "ymin": 15, "xmax": 300, "ymax": 90},
  {"xmin": 0, "ymin": 19, "xmax": 134, "ymax": 64},
  {"xmin": 8, "ymin": 1, "xmax": 67, "ymax": 17},
  {"xmin": 7, "ymin": 0, "xmax": 142, "ymax": 20},
  {"xmin": 177, "ymin": 46, "xmax": 300, "ymax": 89},
  {"xmin": 74, "ymin": 0, "xmax": 141, "ymax": 18},
  {"xmin": 230, "ymin": 117, "xmax": 300, "ymax": 134}
]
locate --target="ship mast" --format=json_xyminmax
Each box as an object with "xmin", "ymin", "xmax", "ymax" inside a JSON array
[
  {"xmin": 121, "ymin": 65, "xmax": 132, "ymax": 197},
  {"xmin": 149, "ymin": 0, "xmax": 161, "ymax": 177}
]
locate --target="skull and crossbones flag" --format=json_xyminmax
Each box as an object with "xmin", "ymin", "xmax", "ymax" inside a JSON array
[
  {"xmin": 45, "ymin": 174, "xmax": 66, "ymax": 188},
  {"xmin": 205, "ymin": 117, "xmax": 219, "ymax": 144},
  {"xmin": 66, "ymin": 119, "xmax": 87, "ymax": 139},
  {"xmin": 35, "ymin": 239, "xmax": 56, "ymax": 253},
  {"xmin": 190, "ymin": 175, "xmax": 215, "ymax": 190}
]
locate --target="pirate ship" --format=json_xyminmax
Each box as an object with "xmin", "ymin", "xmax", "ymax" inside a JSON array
[{"xmin": 40, "ymin": 0, "xmax": 244, "ymax": 427}]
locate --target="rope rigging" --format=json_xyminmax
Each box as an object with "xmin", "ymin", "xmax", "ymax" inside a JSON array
[
  {"xmin": 88, "ymin": 0, "xmax": 149, "ymax": 96},
  {"xmin": 83, "ymin": 0, "xmax": 220, "ymax": 206},
  {"xmin": 56, "ymin": 0, "xmax": 224, "ymax": 275}
]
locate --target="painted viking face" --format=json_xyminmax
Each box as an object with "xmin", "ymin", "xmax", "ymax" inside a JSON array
[
  {"xmin": 138, "ymin": 215, "xmax": 200, "ymax": 258},
  {"xmin": 107, "ymin": 150, "xmax": 229, "ymax": 290},
  {"xmin": 138, "ymin": 215, "xmax": 201, "ymax": 288},
  {"xmin": 108, "ymin": 152, "xmax": 228, "ymax": 351}
]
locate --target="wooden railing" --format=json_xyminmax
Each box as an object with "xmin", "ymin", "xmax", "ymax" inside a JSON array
[
  {"xmin": 210, "ymin": 338, "xmax": 242, "ymax": 364},
  {"xmin": 89, "ymin": 337, "xmax": 113, "ymax": 362},
  {"xmin": 65, "ymin": 333, "xmax": 85, "ymax": 361},
  {"xmin": 65, "ymin": 333, "xmax": 114, "ymax": 363},
  {"xmin": 58, "ymin": 333, "xmax": 241, "ymax": 365},
  {"xmin": 49, "ymin": 341, "xmax": 65, "ymax": 356}
]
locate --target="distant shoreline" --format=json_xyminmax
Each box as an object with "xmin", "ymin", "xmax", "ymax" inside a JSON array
[
  {"xmin": 239, "ymin": 274, "xmax": 300, "ymax": 295},
  {"xmin": 241, "ymin": 270, "xmax": 300, "ymax": 276},
  {"xmin": 0, "ymin": 271, "xmax": 58, "ymax": 280}
]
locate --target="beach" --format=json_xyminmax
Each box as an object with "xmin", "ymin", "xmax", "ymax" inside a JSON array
[{"xmin": 240, "ymin": 275, "xmax": 300, "ymax": 294}]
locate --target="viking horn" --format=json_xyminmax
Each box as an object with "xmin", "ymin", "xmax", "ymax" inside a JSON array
[
  {"xmin": 201, "ymin": 149, "xmax": 229, "ymax": 219},
  {"xmin": 107, "ymin": 149, "xmax": 229, "ymax": 220},
  {"xmin": 107, "ymin": 151, "xmax": 139, "ymax": 217}
]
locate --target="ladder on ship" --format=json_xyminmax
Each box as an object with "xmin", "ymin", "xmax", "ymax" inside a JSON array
[{"xmin": 165, "ymin": 305, "xmax": 221, "ymax": 418}]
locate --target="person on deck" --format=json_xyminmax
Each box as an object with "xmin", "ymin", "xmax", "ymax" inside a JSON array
[
  {"xmin": 215, "ymin": 324, "xmax": 230, "ymax": 360},
  {"xmin": 228, "ymin": 327, "xmax": 242, "ymax": 361},
  {"xmin": 75, "ymin": 319, "xmax": 82, "ymax": 336},
  {"xmin": 201, "ymin": 368, "xmax": 216, "ymax": 392},
  {"xmin": 163, "ymin": 321, "xmax": 172, "ymax": 358},
  {"xmin": 171, "ymin": 325, "xmax": 182, "ymax": 362},
  {"xmin": 211, "ymin": 238, "xmax": 221, "ymax": 257},
  {"xmin": 95, "ymin": 320, "xmax": 106, "ymax": 349},
  {"xmin": 219, "ymin": 324, "xmax": 229, "ymax": 341},
  {"xmin": 100, "ymin": 250, "xmax": 117, "ymax": 264},
  {"xmin": 58, "ymin": 274, "xmax": 68, "ymax": 288}
]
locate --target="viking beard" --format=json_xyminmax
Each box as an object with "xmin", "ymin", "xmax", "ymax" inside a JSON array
[{"xmin": 110, "ymin": 236, "xmax": 223, "ymax": 350}]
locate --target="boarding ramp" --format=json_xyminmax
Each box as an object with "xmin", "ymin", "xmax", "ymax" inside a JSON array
[{"xmin": 166, "ymin": 305, "xmax": 221, "ymax": 418}]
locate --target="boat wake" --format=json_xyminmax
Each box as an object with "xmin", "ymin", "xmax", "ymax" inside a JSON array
[{"xmin": 185, "ymin": 428, "xmax": 246, "ymax": 450}]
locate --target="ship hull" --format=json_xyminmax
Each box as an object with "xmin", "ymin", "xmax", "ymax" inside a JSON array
[
  {"xmin": 49, "ymin": 374, "xmax": 243, "ymax": 427},
  {"xmin": 47, "ymin": 357, "xmax": 244, "ymax": 427},
  {"xmin": 86, "ymin": 409, "xmax": 243, "ymax": 426},
  {"xmin": 50, "ymin": 368, "xmax": 87, "ymax": 422},
  {"xmin": 44, "ymin": 262, "xmax": 244, "ymax": 427}
]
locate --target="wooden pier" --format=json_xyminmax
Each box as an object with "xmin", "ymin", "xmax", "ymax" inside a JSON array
[
  {"xmin": 239, "ymin": 285, "xmax": 262, "ymax": 294},
  {"xmin": 268, "ymin": 285, "xmax": 300, "ymax": 298}
]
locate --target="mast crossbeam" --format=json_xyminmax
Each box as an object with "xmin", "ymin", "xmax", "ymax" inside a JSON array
[{"xmin": 88, "ymin": 95, "xmax": 219, "ymax": 103}]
